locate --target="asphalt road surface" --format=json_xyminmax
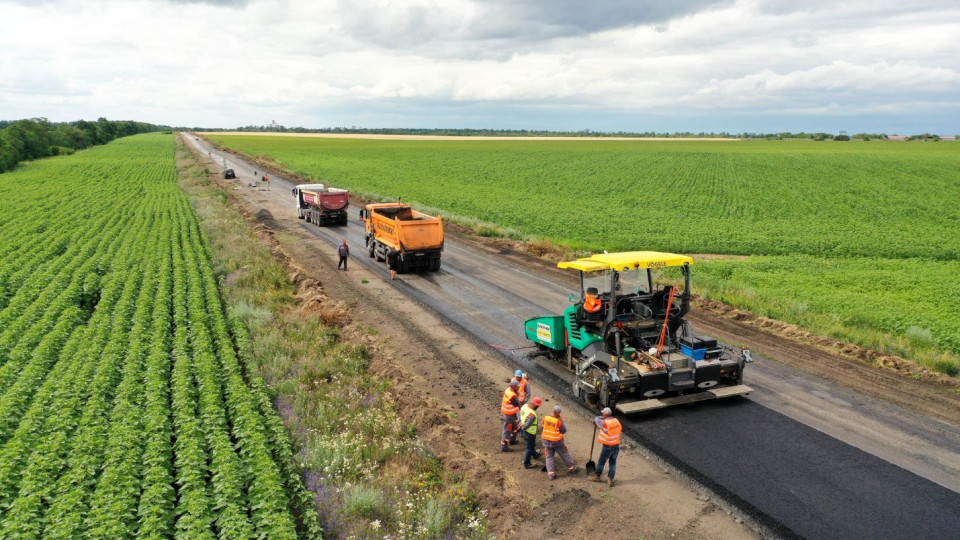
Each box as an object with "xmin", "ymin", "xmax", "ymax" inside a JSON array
[{"xmin": 186, "ymin": 135, "xmax": 960, "ymax": 539}]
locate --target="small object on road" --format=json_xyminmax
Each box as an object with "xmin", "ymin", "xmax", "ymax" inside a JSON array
[{"xmin": 223, "ymin": 168, "xmax": 236, "ymax": 179}]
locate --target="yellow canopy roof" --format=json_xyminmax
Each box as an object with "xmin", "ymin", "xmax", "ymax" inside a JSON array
[{"xmin": 557, "ymin": 251, "xmax": 694, "ymax": 272}]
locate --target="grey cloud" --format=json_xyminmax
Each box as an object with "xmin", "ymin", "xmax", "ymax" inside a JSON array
[
  {"xmin": 162, "ymin": 0, "xmax": 251, "ymax": 6},
  {"xmin": 477, "ymin": 0, "xmax": 735, "ymax": 36},
  {"xmin": 335, "ymin": 0, "xmax": 734, "ymax": 58}
]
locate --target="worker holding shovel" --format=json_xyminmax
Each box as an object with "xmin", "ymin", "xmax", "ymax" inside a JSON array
[{"xmin": 591, "ymin": 407, "xmax": 622, "ymax": 486}]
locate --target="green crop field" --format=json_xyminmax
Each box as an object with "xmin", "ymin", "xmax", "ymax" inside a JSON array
[
  {"xmin": 0, "ymin": 134, "xmax": 318, "ymax": 538},
  {"xmin": 207, "ymin": 134, "xmax": 960, "ymax": 374}
]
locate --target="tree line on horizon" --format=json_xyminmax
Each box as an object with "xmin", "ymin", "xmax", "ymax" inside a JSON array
[
  {"xmin": 197, "ymin": 124, "xmax": 956, "ymax": 141},
  {"xmin": 0, "ymin": 117, "xmax": 168, "ymax": 173}
]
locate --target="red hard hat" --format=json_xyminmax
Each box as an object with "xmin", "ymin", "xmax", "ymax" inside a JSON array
[{"xmin": 531, "ymin": 397, "xmax": 543, "ymax": 407}]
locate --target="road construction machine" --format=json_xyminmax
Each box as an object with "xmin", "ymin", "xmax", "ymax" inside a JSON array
[
  {"xmin": 359, "ymin": 202, "xmax": 444, "ymax": 273},
  {"xmin": 524, "ymin": 251, "xmax": 753, "ymax": 414}
]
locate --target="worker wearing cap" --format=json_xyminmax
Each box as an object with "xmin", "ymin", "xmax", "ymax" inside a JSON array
[
  {"xmin": 512, "ymin": 369, "xmax": 531, "ymax": 405},
  {"xmin": 517, "ymin": 397, "xmax": 543, "ymax": 469},
  {"xmin": 541, "ymin": 405, "xmax": 577, "ymax": 480},
  {"xmin": 593, "ymin": 407, "xmax": 622, "ymax": 486},
  {"xmin": 500, "ymin": 380, "xmax": 522, "ymax": 451}
]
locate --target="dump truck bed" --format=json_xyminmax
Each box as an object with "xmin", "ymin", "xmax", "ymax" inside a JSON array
[
  {"xmin": 369, "ymin": 204, "xmax": 443, "ymax": 252},
  {"xmin": 302, "ymin": 188, "xmax": 349, "ymax": 211}
]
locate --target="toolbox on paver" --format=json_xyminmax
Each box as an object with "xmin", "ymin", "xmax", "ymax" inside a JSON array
[{"xmin": 680, "ymin": 336, "xmax": 717, "ymax": 359}]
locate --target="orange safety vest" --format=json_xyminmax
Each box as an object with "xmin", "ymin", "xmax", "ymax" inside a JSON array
[
  {"xmin": 597, "ymin": 417, "xmax": 622, "ymax": 446},
  {"xmin": 517, "ymin": 378, "xmax": 529, "ymax": 403},
  {"xmin": 501, "ymin": 387, "xmax": 519, "ymax": 416},
  {"xmin": 584, "ymin": 294, "xmax": 602, "ymax": 313},
  {"xmin": 541, "ymin": 414, "xmax": 563, "ymax": 442}
]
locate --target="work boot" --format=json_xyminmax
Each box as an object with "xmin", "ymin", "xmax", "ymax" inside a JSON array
[
  {"xmin": 548, "ymin": 472, "xmax": 556, "ymax": 480},
  {"xmin": 567, "ymin": 466, "xmax": 578, "ymax": 474},
  {"xmin": 608, "ymin": 477, "xmax": 615, "ymax": 487},
  {"xmin": 592, "ymin": 474, "xmax": 601, "ymax": 482},
  {"xmin": 501, "ymin": 445, "xmax": 511, "ymax": 452},
  {"xmin": 524, "ymin": 463, "xmax": 536, "ymax": 469}
]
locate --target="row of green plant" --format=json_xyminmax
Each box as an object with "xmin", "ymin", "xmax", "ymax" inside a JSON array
[
  {"xmin": 205, "ymin": 134, "xmax": 960, "ymax": 375},
  {"xmin": 176, "ymin": 141, "xmax": 491, "ymax": 538},
  {"xmin": 0, "ymin": 133, "xmax": 318, "ymax": 537}
]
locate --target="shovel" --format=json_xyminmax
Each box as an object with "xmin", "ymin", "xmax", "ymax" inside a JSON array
[{"xmin": 585, "ymin": 424, "xmax": 598, "ymax": 474}]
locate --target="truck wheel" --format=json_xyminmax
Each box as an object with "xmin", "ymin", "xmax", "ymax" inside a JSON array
[{"xmin": 430, "ymin": 258, "xmax": 441, "ymax": 272}]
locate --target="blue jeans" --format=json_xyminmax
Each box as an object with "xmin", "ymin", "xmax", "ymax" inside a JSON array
[
  {"xmin": 522, "ymin": 431, "xmax": 537, "ymax": 466},
  {"xmin": 596, "ymin": 444, "xmax": 619, "ymax": 479}
]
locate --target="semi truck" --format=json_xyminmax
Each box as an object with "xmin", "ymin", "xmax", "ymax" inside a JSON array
[
  {"xmin": 291, "ymin": 183, "xmax": 350, "ymax": 226},
  {"xmin": 359, "ymin": 202, "xmax": 444, "ymax": 273}
]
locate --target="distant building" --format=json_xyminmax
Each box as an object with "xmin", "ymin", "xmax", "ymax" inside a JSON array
[{"xmin": 888, "ymin": 135, "xmax": 908, "ymax": 141}]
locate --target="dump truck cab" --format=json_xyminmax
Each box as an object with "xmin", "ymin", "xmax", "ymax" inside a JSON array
[
  {"xmin": 291, "ymin": 183, "xmax": 328, "ymax": 219},
  {"xmin": 524, "ymin": 251, "xmax": 752, "ymax": 414}
]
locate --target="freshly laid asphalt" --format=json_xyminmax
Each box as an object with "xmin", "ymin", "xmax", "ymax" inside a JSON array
[{"xmin": 632, "ymin": 399, "xmax": 960, "ymax": 539}]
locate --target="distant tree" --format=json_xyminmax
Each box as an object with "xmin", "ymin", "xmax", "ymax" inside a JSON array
[{"xmin": 0, "ymin": 117, "xmax": 165, "ymax": 173}]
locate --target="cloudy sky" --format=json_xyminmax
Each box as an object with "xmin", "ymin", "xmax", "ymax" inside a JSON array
[{"xmin": 2, "ymin": 0, "xmax": 958, "ymax": 133}]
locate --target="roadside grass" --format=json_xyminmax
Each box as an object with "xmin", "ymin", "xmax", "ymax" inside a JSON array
[
  {"xmin": 176, "ymin": 142, "xmax": 490, "ymax": 538},
  {"xmin": 693, "ymin": 255, "xmax": 960, "ymax": 376}
]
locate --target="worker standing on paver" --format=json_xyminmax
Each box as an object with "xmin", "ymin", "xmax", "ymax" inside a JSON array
[
  {"xmin": 541, "ymin": 405, "xmax": 577, "ymax": 480},
  {"xmin": 513, "ymin": 370, "xmax": 531, "ymax": 405},
  {"xmin": 592, "ymin": 407, "xmax": 622, "ymax": 486},
  {"xmin": 517, "ymin": 397, "xmax": 542, "ymax": 469},
  {"xmin": 500, "ymin": 380, "xmax": 521, "ymax": 452}
]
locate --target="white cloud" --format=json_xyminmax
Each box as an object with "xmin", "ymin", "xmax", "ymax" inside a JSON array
[{"xmin": 0, "ymin": 0, "xmax": 958, "ymax": 131}]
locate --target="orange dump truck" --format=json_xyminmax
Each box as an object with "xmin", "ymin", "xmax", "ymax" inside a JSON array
[{"xmin": 360, "ymin": 202, "xmax": 444, "ymax": 272}]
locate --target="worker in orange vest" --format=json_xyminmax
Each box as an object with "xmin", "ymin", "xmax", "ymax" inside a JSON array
[
  {"xmin": 592, "ymin": 407, "xmax": 622, "ymax": 486},
  {"xmin": 500, "ymin": 380, "xmax": 521, "ymax": 451},
  {"xmin": 512, "ymin": 369, "xmax": 531, "ymax": 405},
  {"xmin": 583, "ymin": 287, "xmax": 603, "ymax": 313},
  {"xmin": 541, "ymin": 405, "xmax": 577, "ymax": 480}
]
